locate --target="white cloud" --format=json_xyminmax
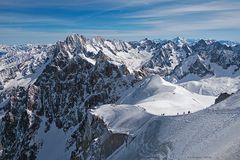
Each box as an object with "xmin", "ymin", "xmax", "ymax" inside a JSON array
[
  {"xmin": 125, "ymin": 11, "xmax": 240, "ymax": 31},
  {"xmin": 0, "ymin": 0, "xmax": 239, "ymax": 43},
  {"xmin": 128, "ymin": 1, "xmax": 240, "ymax": 18},
  {"xmin": 0, "ymin": 0, "xmax": 170, "ymax": 9}
]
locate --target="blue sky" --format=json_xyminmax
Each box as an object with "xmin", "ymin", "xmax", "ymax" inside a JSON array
[{"xmin": 0, "ymin": 0, "xmax": 240, "ymax": 44}]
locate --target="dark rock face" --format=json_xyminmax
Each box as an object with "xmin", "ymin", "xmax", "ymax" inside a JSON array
[
  {"xmin": 0, "ymin": 87, "xmax": 41, "ymax": 159},
  {"xmin": 142, "ymin": 41, "xmax": 183, "ymax": 75},
  {"xmin": 100, "ymin": 133, "xmax": 127, "ymax": 158},
  {"xmin": 215, "ymin": 93, "xmax": 233, "ymax": 104},
  {"xmin": 188, "ymin": 58, "xmax": 213, "ymax": 77}
]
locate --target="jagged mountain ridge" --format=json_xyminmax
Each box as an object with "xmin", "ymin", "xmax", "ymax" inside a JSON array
[
  {"xmin": 0, "ymin": 34, "xmax": 240, "ymax": 159},
  {"xmin": 1, "ymin": 34, "xmax": 240, "ymax": 91},
  {"xmin": 60, "ymin": 34, "xmax": 240, "ymax": 81}
]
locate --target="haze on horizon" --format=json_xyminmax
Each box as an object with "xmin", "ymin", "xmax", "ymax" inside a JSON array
[{"xmin": 0, "ymin": 0, "xmax": 240, "ymax": 44}]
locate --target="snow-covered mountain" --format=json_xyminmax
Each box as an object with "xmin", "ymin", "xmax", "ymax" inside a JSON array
[
  {"xmin": 95, "ymin": 90, "xmax": 240, "ymax": 160},
  {"xmin": 0, "ymin": 34, "xmax": 240, "ymax": 159},
  {"xmin": 0, "ymin": 44, "xmax": 54, "ymax": 107},
  {"xmin": 1, "ymin": 34, "xmax": 240, "ymax": 93},
  {"xmin": 117, "ymin": 75, "xmax": 215, "ymax": 115},
  {"xmin": 0, "ymin": 44, "xmax": 53, "ymax": 89}
]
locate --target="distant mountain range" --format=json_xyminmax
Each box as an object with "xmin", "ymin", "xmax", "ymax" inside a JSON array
[{"xmin": 0, "ymin": 34, "xmax": 240, "ymax": 159}]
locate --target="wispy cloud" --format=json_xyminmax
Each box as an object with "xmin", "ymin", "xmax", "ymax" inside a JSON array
[
  {"xmin": 0, "ymin": 0, "xmax": 239, "ymax": 44},
  {"xmin": 124, "ymin": 10, "xmax": 240, "ymax": 31},
  {"xmin": 0, "ymin": 0, "xmax": 167, "ymax": 9},
  {"xmin": 127, "ymin": 1, "xmax": 240, "ymax": 18}
]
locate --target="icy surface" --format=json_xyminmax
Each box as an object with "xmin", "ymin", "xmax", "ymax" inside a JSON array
[{"xmin": 118, "ymin": 75, "xmax": 215, "ymax": 115}]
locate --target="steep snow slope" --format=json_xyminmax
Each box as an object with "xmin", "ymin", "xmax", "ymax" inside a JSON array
[
  {"xmin": 210, "ymin": 91, "xmax": 240, "ymax": 110},
  {"xmin": 180, "ymin": 76, "xmax": 240, "ymax": 96},
  {"xmin": 34, "ymin": 117, "xmax": 76, "ymax": 160},
  {"xmin": 93, "ymin": 91, "xmax": 240, "ymax": 160},
  {"xmin": 91, "ymin": 104, "xmax": 152, "ymax": 134},
  {"xmin": 118, "ymin": 75, "xmax": 215, "ymax": 115}
]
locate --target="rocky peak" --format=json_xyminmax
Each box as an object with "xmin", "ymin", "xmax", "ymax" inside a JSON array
[
  {"xmin": 193, "ymin": 39, "xmax": 208, "ymax": 49},
  {"xmin": 64, "ymin": 34, "xmax": 87, "ymax": 52},
  {"xmin": 137, "ymin": 38, "xmax": 156, "ymax": 52},
  {"xmin": 92, "ymin": 36, "xmax": 105, "ymax": 46},
  {"xmin": 210, "ymin": 41, "xmax": 231, "ymax": 50},
  {"xmin": 172, "ymin": 36, "xmax": 187, "ymax": 47}
]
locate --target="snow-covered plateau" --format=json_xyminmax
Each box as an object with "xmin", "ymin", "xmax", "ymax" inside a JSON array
[{"xmin": 0, "ymin": 34, "xmax": 240, "ymax": 159}]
